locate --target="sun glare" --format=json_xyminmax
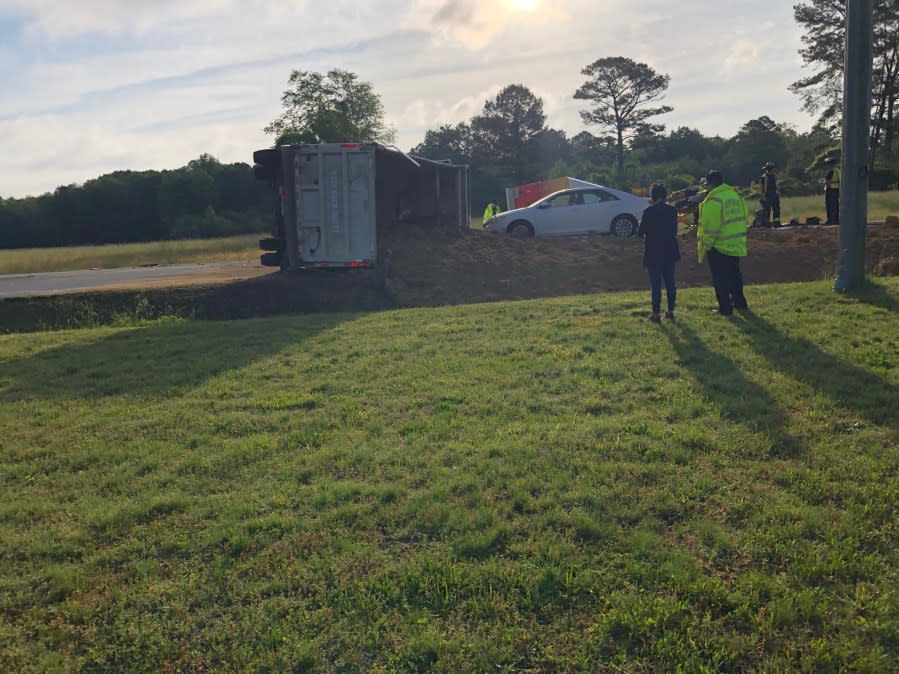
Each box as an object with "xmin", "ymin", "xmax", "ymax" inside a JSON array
[{"xmin": 504, "ymin": 0, "xmax": 541, "ymax": 12}]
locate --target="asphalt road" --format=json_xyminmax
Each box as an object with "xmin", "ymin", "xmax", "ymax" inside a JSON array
[{"xmin": 0, "ymin": 261, "xmax": 269, "ymax": 298}]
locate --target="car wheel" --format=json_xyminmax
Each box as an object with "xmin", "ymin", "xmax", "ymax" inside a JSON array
[
  {"xmin": 507, "ymin": 220, "xmax": 534, "ymax": 238},
  {"xmin": 611, "ymin": 214, "xmax": 638, "ymax": 237}
]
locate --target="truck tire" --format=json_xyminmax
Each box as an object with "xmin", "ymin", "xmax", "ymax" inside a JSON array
[
  {"xmin": 260, "ymin": 252, "xmax": 282, "ymax": 267},
  {"xmin": 254, "ymin": 163, "xmax": 276, "ymax": 181},
  {"xmin": 259, "ymin": 237, "xmax": 284, "ymax": 252},
  {"xmin": 253, "ymin": 148, "xmax": 278, "ymax": 165}
]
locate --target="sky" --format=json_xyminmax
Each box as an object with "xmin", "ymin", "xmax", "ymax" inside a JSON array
[{"xmin": 0, "ymin": 0, "xmax": 815, "ymax": 198}]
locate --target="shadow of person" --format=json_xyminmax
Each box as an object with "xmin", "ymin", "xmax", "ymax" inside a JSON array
[
  {"xmin": 734, "ymin": 311, "xmax": 898, "ymax": 433},
  {"xmin": 664, "ymin": 322, "xmax": 807, "ymax": 458}
]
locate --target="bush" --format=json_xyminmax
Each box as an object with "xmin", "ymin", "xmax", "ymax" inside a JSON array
[{"xmin": 869, "ymin": 167, "xmax": 899, "ymax": 191}]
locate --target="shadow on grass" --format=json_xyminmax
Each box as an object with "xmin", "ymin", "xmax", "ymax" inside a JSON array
[
  {"xmin": 664, "ymin": 322, "xmax": 807, "ymax": 458},
  {"xmin": 850, "ymin": 279, "xmax": 899, "ymax": 313},
  {"xmin": 0, "ymin": 312, "xmax": 353, "ymax": 400},
  {"xmin": 735, "ymin": 311, "xmax": 898, "ymax": 432}
]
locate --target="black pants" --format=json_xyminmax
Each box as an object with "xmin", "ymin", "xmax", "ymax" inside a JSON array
[
  {"xmin": 761, "ymin": 195, "xmax": 780, "ymax": 225},
  {"xmin": 707, "ymin": 248, "xmax": 747, "ymax": 314},
  {"xmin": 825, "ymin": 189, "xmax": 840, "ymax": 224},
  {"xmin": 647, "ymin": 260, "xmax": 676, "ymax": 314}
]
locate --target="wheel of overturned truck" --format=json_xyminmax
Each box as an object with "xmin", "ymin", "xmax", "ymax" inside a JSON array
[
  {"xmin": 507, "ymin": 220, "xmax": 534, "ymax": 238},
  {"xmin": 260, "ymin": 251, "xmax": 282, "ymax": 267},
  {"xmin": 611, "ymin": 214, "xmax": 638, "ymax": 237}
]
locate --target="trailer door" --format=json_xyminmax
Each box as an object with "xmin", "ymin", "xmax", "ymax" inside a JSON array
[{"xmin": 294, "ymin": 145, "xmax": 376, "ymax": 267}]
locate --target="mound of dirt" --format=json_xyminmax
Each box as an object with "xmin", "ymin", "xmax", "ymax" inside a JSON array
[{"xmin": 378, "ymin": 224, "xmax": 899, "ymax": 307}]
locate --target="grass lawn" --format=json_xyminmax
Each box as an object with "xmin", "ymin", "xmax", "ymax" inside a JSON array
[
  {"xmin": 1, "ymin": 280, "xmax": 897, "ymax": 672},
  {"xmin": 0, "ymin": 233, "xmax": 263, "ymax": 275}
]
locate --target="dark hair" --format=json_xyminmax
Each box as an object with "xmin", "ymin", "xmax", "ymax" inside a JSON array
[
  {"xmin": 705, "ymin": 169, "xmax": 723, "ymax": 186},
  {"xmin": 650, "ymin": 183, "xmax": 667, "ymax": 202}
]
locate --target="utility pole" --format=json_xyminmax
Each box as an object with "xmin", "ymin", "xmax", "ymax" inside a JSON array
[{"xmin": 834, "ymin": 0, "xmax": 874, "ymax": 292}]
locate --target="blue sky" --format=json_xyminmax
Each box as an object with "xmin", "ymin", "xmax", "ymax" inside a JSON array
[{"xmin": 0, "ymin": 0, "xmax": 813, "ymax": 198}]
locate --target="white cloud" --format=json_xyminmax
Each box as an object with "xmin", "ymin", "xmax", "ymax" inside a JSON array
[{"xmin": 403, "ymin": 0, "xmax": 565, "ymax": 49}]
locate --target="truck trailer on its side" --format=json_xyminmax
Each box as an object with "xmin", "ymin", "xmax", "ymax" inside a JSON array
[{"xmin": 253, "ymin": 143, "xmax": 470, "ymax": 270}]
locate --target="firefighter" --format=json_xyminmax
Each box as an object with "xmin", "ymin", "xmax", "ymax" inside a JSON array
[
  {"xmin": 824, "ymin": 157, "xmax": 840, "ymax": 225},
  {"xmin": 482, "ymin": 201, "xmax": 501, "ymax": 225},
  {"xmin": 697, "ymin": 170, "xmax": 750, "ymax": 315},
  {"xmin": 759, "ymin": 162, "xmax": 781, "ymax": 227}
]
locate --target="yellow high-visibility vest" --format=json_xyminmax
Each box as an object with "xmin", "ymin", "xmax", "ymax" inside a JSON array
[
  {"xmin": 827, "ymin": 167, "xmax": 841, "ymax": 190},
  {"xmin": 697, "ymin": 184, "xmax": 749, "ymax": 259}
]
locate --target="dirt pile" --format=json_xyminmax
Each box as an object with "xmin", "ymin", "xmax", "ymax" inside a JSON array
[{"xmin": 379, "ymin": 224, "xmax": 899, "ymax": 307}]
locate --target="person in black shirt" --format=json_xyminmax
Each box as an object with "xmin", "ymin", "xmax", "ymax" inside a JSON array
[
  {"xmin": 760, "ymin": 162, "xmax": 781, "ymax": 227},
  {"xmin": 824, "ymin": 157, "xmax": 840, "ymax": 224},
  {"xmin": 637, "ymin": 183, "xmax": 681, "ymax": 322}
]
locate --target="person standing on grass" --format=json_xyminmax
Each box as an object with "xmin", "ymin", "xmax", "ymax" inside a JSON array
[
  {"xmin": 697, "ymin": 169, "xmax": 750, "ymax": 316},
  {"xmin": 637, "ymin": 183, "xmax": 680, "ymax": 322},
  {"xmin": 824, "ymin": 157, "xmax": 840, "ymax": 225},
  {"xmin": 760, "ymin": 162, "xmax": 781, "ymax": 227}
]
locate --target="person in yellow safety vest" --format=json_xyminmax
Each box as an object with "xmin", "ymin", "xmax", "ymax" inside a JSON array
[
  {"xmin": 697, "ymin": 169, "xmax": 750, "ymax": 316},
  {"xmin": 824, "ymin": 157, "xmax": 841, "ymax": 225},
  {"xmin": 482, "ymin": 201, "xmax": 501, "ymax": 225}
]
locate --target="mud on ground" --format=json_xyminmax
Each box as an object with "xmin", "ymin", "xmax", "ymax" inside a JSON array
[
  {"xmin": 2, "ymin": 224, "xmax": 898, "ymax": 332},
  {"xmin": 379, "ymin": 223, "xmax": 899, "ymax": 306}
]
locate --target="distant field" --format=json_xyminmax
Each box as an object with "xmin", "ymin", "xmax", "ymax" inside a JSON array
[
  {"xmin": 781, "ymin": 190, "xmax": 899, "ymax": 223},
  {"xmin": 1, "ymin": 280, "xmax": 897, "ymax": 672},
  {"xmin": 0, "ymin": 234, "xmax": 262, "ymax": 275}
]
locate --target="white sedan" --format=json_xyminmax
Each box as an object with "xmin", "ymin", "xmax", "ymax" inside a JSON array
[{"xmin": 483, "ymin": 187, "xmax": 651, "ymax": 238}]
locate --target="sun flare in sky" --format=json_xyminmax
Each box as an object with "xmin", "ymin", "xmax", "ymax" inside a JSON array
[{"xmin": 503, "ymin": 0, "xmax": 541, "ymax": 12}]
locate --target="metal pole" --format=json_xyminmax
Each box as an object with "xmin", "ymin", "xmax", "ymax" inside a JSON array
[{"xmin": 834, "ymin": 0, "xmax": 874, "ymax": 292}]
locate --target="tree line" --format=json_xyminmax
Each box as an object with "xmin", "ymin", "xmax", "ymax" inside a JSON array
[{"xmin": 0, "ymin": 155, "xmax": 270, "ymax": 250}]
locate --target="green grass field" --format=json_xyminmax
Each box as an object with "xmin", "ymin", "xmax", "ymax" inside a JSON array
[
  {"xmin": 1, "ymin": 281, "xmax": 898, "ymax": 672},
  {"xmin": 0, "ymin": 233, "xmax": 263, "ymax": 275},
  {"xmin": 780, "ymin": 191, "xmax": 899, "ymax": 224}
]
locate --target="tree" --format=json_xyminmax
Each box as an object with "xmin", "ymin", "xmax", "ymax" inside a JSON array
[
  {"xmin": 264, "ymin": 69, "xmax": 395, "ymax": 146},
  {"xmin": 574, "ymin": 56, "xmax": 673, "ymax": 176},
  {"xmin": 725, "ymin": 116, "xmax": 792, "ymax": 187},
  {"xmin": 188, "ymin": 153, "xmax": 224, "ymax": 177},
  {"xmin": 410, "ymin": 123, "xmax": 472, "ymax": 164},
  {"xmin": 470, "ymin": 84, "xmax": 547, "ymax": 184},
  {"xmin": 791, "ymin": 1, "xmax": 899, "ymax": 162},
  {"xmin": 158, "ymin": 168, "xmax": 216, "ymax": 225}
]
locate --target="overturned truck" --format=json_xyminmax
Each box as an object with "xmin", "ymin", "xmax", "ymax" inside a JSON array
[{"xmin": 253, "ymin": 143, "xmax": 470, "ymax": 270}]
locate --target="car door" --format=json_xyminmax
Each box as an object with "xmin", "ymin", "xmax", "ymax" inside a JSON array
[
  {"xmin": 535, "ymin": 191, "xmax": 585, "ymax": 235},
  {"xmin": 581, "ymin": 189, "xmax": 621, "ymax": 233}
]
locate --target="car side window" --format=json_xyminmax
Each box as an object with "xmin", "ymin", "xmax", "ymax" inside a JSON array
[
  {"xmin": 547, "ymin": 193, "xmax": 580, "ymax": 207},
  {"xmin": 584, "ymin": 190, "xmax": 618, "ymax": 204}
]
